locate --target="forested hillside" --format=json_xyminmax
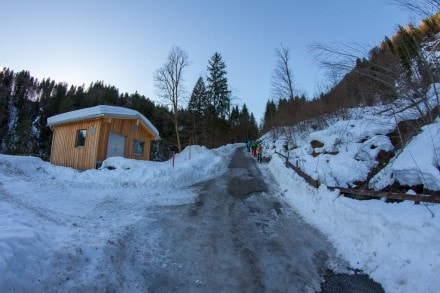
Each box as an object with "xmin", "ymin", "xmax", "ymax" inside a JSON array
[
  {"xmin": 0, "ymin": 52, "xmax": 259, "ymax": 160},
  {"xmin": 262, "ymin": 12, "xmax": 440, "ymax": 135},
  {"xmin": 0, "ymin": 71, "xmax": 171, "ymax": 160}
]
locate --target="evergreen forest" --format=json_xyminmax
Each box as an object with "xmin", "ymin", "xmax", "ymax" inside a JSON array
[{"xmin": 0, "ymin": 52, "xmax": 259, "ymax": 161}]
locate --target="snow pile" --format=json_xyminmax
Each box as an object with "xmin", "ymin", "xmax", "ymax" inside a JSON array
[
  {"xmin": 0, "ymin": 144, "xmax": 235, "ymax": 291},
  {"xmin": 0, "ymin": 203, "xmax": 55, "ymax": 289},
  {"xmin": 256, "ymin": 93, "xmax": 440, "ymax": 292},
  {"xmin": 258, "ymin": 94, "xmax": 440, "ymax": 292},
  {"xmin": 392, "ymin": 119, "xmax": 440, "ymax": 190},
  {"xmin": 262, "ymin": 92, "xmax": 440, "ymax": 191},
  {"xmin": 95, "ymin": 145, "xmax": 225, "ymax": 189},
  {"xmin": 304, "ymin": 117, "xmax": 394, "ymax": 187},
  {"xmin": 264, "ymin": 109, "xmax": 396, "ymax": 188},
  {"xmin": 263, "ymin": 155, "xmax": 440, "ymax": 293}
]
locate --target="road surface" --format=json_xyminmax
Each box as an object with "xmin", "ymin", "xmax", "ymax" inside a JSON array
[
  {"xmin": 140, "ymin": 147, "xmax": 353, "ymax": 292},
  {"xmin": 40, "ymin": 147, "xmax": 383, "ymax": 292}
]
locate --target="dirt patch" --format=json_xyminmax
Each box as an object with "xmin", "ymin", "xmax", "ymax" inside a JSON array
[
  {"xmin": 311, "ymin": 140, "xmax": 324, "ymax": 148},
  {"xmin": 388, "ymin": 119, "xmax": 423, "ymax": 149}
]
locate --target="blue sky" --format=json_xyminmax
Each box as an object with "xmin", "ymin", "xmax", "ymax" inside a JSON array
[{"xmin": 2, "ymin": 0, "xmax": 421, "ymax": 122}]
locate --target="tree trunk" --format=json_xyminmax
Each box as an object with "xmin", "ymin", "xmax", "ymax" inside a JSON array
[{"xmin": 174, "ymin": 112, "xmax": 181, "ymax": 152}]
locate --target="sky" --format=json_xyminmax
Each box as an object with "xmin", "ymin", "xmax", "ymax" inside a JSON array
[{"xmin": 1, "ymin": 0, "xmax": 423, "ymax": 122}]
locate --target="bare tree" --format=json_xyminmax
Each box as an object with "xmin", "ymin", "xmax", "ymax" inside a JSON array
[
  {"xmin": 308, "ymin": 42, "xmax": 390, "ymax": 86},
  {"xmin": 389, "ymin": 0, "xmax": 440, "ymax": 18},
  {"xmin": 154, "ymin": 46, "xmax": 189, "ymax": 152},
  {"xmin": 309, "ymin": 39, "xmax": 439, "ymax": 121},
  {"xmin": 272, "ymin": 44, "xmax": 295, "ymax": 101}
]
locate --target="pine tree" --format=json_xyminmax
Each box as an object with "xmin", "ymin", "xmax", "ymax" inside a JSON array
[
  {"xmin": 248, "ymin": 113, "xmax": 259, "ymax": 140},
  {"xmin": 5, "ymin": 71, "xmax": 39, "ymax": 154},
  {"xmin": 188, "ymin": 76, "xmax": 208, "ymax": 116},
  {"xmin": 35, "ymin": 78, "xmax": 56, "ymax": 158},
  {"xmin": 230, "ymin": 105, "xmax": 240, "ymax": 142},
  {"xmin": 239, "ymin": 103, "xmax": 250, "ymax": 141},
  {"xmin": 206, "ymin": 52, "xmax": 231, "ymax": 119},
  {"xmin": 263, "ymin": 99, "xmax": 277, "ymax": 132},
  {"xmin": 128, "ymin": 92, "xmax": 155, "ymax": 119},
  {"xmin": 395, "ymin": 25, "xmax": 419, "ymax": 74},
  {"xmin": 230, "ymin": 105, "xmax": 240, "ymax": 127},
  {"xmin": 0, "ymin": 68, "xmax": 14, "ymax": 152},
  {"xmin": 188, "ymin": 77, "xmax": 210, "ymax": 145}
]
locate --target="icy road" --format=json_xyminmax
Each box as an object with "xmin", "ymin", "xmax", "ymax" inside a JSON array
[
  {"xmin": 1, "ymin": 146, "xmax": 386, "ymax": 292},
  {"xmin": 31, "ymin": 147, "xmax": 377, "ymax": 292},
  {"xmin": 141, "ymin": 148, "xmax": 343, "ymax": 292}
]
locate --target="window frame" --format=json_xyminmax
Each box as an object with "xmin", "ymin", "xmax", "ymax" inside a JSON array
[
  {"xmin": 132, "ymin": 139, "xmax": 145, "ymax": 156},
  {"xmin": 75, "ymin": 129, "xmax": 87, "ymax": 147}
]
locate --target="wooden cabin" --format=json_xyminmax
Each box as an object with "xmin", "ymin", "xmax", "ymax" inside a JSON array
[{"xmin": 47, "ymin": 105, "xmax": 160, "ymax": 170}]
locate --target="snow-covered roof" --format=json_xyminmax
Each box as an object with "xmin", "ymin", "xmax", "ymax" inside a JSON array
[{"xmin": 47, "ymin": 105, "xmax": 159, "ymax": 138}]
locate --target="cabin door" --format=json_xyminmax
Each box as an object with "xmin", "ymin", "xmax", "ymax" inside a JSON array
[{"xmin": 107, "ymin": 131, "xmax": 126, "ymax": 158}]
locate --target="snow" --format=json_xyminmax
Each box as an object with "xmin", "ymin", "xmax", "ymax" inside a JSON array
[
  {"xmin": 300, "ymin": 117, "xmax": 395, "ymax": 187},
  {"xmin": 0, "ymin": 144, "xmax": 234, "ymax": 291},
  {"xmin": 1, "ymin": 101, "xmax": 440, "ymax": 291},
  {"xmin": 392, "ymin": 118, "xmax": 440, "ymax": 190},
  {"xmin": 263, "ymin": 156, "xmax": 440, "ymax": 293},
  {"xmin": 47, "ymin": 105, "xmax": 160, "ymax": 138},
  {"xmin": 264, "ymin": 92, "xmax": 440, "ymax": 191}
]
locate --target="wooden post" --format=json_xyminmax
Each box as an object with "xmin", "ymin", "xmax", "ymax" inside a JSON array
[{"xmin": 188, "ymin": 136, "xmax": 192, "ymax": 160}]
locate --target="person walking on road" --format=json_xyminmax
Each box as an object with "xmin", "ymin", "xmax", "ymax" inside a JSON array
[
  {"xmin": 251, "ymin": 141, "xmax": 258, "ymax": 157},
  {"xmin": 246, "ymin": 140, "xmax": 251, "ymax": 152},
  {"xmin": 257, "ymin": 143, "xmax": 263, "ymax": 163}
]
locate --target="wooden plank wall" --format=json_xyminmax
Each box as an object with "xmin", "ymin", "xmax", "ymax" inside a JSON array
[
  {"xmin": 96, "ymin": 117, "xmax": 153, "ymax": 162},
  {"xmin": 51, "ymin": 117, "xmax": 156, "ymax": 170},
  {"xmin": 51, "ymin": 119, "xmax": 101, "ymax": 170}
]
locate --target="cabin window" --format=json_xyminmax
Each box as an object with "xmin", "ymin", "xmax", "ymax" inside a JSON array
[
  {"xmin": 75, "ymin": 129, "xmax": 87, "ymax": 147},
  {"xmin": 133, "ymin": 139, "xmax": 144, "ymax": 155}
]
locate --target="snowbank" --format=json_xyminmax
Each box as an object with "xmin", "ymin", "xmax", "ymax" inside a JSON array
[
  {"xmin": 392, "ymin": 119, "xmax": 440, "ymax": 190},
  {"xmin": 258, "ymin": 96, "xmax": 440, "ymax": 292},
  {"xmin": 264, "ymin": 155, "xmax": 440, "ymax": 293},
  {"xmin": 261, "ymin": 96, "xmax": 440, "ymax": 191},
  {"xmin": 0, "ymin": 144, "xmax": 236, "ymax": 291},
  {"xmin": 272, "ymin": 115, "xmax": 395, "ymax": 188}
]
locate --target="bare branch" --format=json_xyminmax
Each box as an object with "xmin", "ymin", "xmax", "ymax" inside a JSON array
[
  {"xmin": 153, "ymin": 46, "xmax": 190, "ymax": 151},
  {"xmin": 272, "ymin": 44, "xmax": 296, "ymax": 100},
  {"xmin": 389, "ymin": 0, "xmax": 440, "ymax": 18}
]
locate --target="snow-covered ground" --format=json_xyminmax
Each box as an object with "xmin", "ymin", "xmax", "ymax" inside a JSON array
[
  {"xmin": 0, "ymin": 145, "xmax": 234, "ymax": 291},
  {"xmin": 258, "ymin": 90, "xmax": 440, "ymax": 292},
  {"xmin": 263, "ymin": 84, "xmax": 440, "ymax": 192},
  {"xmin": 1, "ymin": 97, "xmax": 439, "ymax": 292}
]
